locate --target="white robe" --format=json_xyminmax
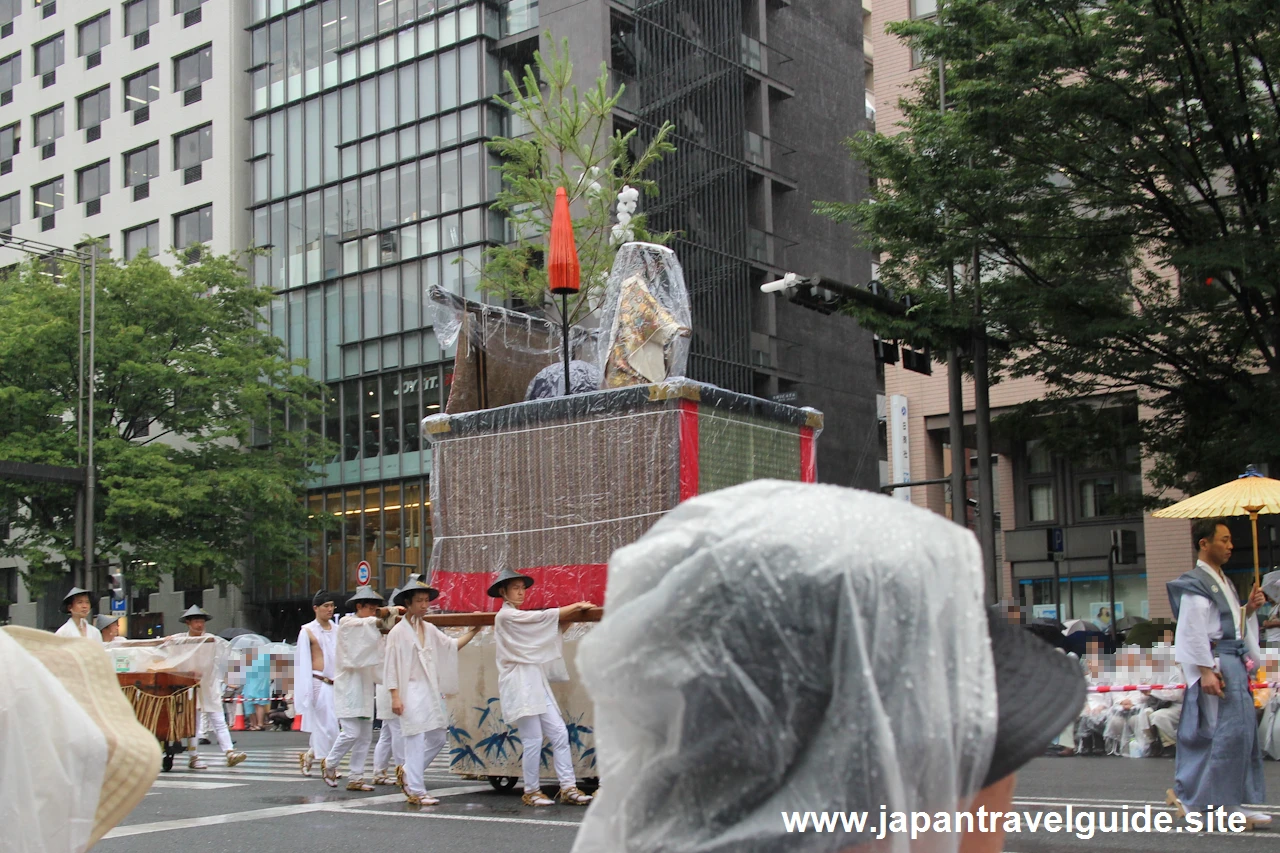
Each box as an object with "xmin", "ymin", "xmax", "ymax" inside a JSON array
[
  {"xmin": 54, "ymin": 618, "xmax": 102, "ymax": 643},
  {"xmin": 382, "ymin": 617, "xmax": 460, "ymax": 738},
  {"xmin": 294, "ymin": 619, "xmax": 338, "ymax": 727},
  {"xmin": 494, "ymin": 603, "xmax": 566, "ymax": 722},
  {"xmin": 333, "ymin": 614, "xmax": 384, "ymax": 719},
  {"xmin": 1175, "ymin": 560, "xmax": 1261, "ymax": 686},
  {"xmin": 161, "ymin": 634, "xmax": 230, "ymax": 713}
]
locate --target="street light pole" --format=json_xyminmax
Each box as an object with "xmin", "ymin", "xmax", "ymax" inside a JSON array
[{"xmin": 85, "ymin": 244, "xmax": 97, "ymax": 590}]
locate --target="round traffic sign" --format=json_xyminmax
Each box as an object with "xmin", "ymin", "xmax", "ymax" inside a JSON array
[{"xmin": 356, "ymin": 561, "xmax": 371, "ymax": 586}]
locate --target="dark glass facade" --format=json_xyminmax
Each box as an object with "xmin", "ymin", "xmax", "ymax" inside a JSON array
[{"xmin": 246, "ymin": 0, "xmax": 508, "ymax": 606}]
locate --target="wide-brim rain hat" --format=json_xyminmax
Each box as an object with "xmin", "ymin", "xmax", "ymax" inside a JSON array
[
  {"xmin": 347, "ymin": 586, "xmax": 386, "ymax": 607},
  {"xmin": 393, "ymin": 579, "xmax": 440, "ymax": 606},
  {"xmin": 487, "ymin": 568, "xmax": 534, "ymax": 599},
  {"xmin": 94, "ymin": 614, "xmax": 120, "ymax": 632},
  {"xmin": 62, "ymin": 586, "xmax": 93, "ymax": 609},
  {"xmin": 179, "ymin": 605, "xmax": 211, "ymax": 623}
]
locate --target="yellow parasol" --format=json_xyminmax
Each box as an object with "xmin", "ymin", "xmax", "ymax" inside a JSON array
[{"xmin": 1152, "ymin": 464, "xmax": 1280, "ymax": 587}]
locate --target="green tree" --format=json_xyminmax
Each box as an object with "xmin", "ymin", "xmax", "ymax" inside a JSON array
[
  {"xmin": 0, "ymin": 248, "xmax": 333, "ymax": 593},
  {"xmin": 820, "ymin": 0, "xmax": 1280, "ymax": 496},
  {"xmin": 483, "ymin": 36, "xmax": 676, "ymax": 321}
]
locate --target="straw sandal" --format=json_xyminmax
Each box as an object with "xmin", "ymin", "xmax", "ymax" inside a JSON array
[
  {"xmin": 321, "ymin": 758, "xmax": 339, "ymax": 788},
  {"xmin": 522, "ymin": 790, "xmax": 555, "ymax": 807},
  {"xmin": 371, "ymin": 769, "xmax": 395, "ymax": 785},
  {"xmin": 346, "ymin": 779, "xmax": 375, "ymax": 792},
  {"xmin": 299, "ymin": 750, "xmax": 314, "ymax": 776},
  {"xmin": 188, "ymin": 754, "xmax": 207, "ymax": 770},
  {"xmin": 225, "ymin": 751, "xmax": 247, "ymax": 767},
  {"xmin": 1164, "ymin": 789, "xmax": 1186, "ymax": 820},
  {"xmin": 557, "ymin": 786, "xmax": 593, "ymax": 805},
  {"xmin": 405, "ymin": 792, "xmax": 440, "ymax": 807}
]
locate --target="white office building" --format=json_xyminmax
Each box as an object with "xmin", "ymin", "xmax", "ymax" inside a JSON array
[{"xmin": 0, "ymin": 0, "xmax": 250, "ymax": 262}]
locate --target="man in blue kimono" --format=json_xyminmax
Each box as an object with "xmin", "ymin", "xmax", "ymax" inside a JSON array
[{"xmin": 1166, "ymin": 517, "xmax": 1270, "ymax": 829}]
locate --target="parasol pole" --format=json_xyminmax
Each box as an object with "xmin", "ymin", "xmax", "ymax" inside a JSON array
[
  {"xmin": 561, "ymin": 291, "xmax": 571, "ymax": 396},
  {"xmin": 547, "ymin": 187, "xmax": 580, "ymax": 396},
  {"xmin": 1248, "ymin": 507, "xmax": 1262, "ymax": 588}
]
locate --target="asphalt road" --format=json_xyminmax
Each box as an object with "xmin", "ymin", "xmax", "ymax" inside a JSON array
[{"xmin": 95, "ymin": 731, "xmax": 1280, "ymax": 853}]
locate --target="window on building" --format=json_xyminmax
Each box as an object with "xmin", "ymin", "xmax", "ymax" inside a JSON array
[
  {"xmin": 174, "ymin": 0, "xmax": 204, "ymax": 12},
  {"xmin": 77, "ymin": 11, "xmax": 110, "ymax": 56},
  {"xmin": 33, "ymin": 33, "xmax": 64, "ymax": 76},
  {"xmin": 173, "ymin": 44, "xmax": 211, "ymax": 92},
  {"xmin": 124, "ymin": 220, "xmax": 159, "ymax": 259},
  {"xmin": 123, "ymin": 142, "xmax": 158, "ymax": 185},
  {"xmin": 173, "ymin": 123, "xmax": 211, "ymax": 168},
  {"xmin": 77, "ymin": 159, "xmax": 109, "ymax": 202},
  {"xmin": 0, "ymin": 51, "xmax": 19, "ymax": 94},
  {"xmin": 1078, "ymin": 477, "xmax": 1119, "ymax": 519},
  {"xmin": 0, "ymin": 0, "xmax": 19, "ymax": 28},
  {"xmin": 911, "ymin": 0, "xmax": 938, "ymax": 17},
  {"xmin": 77, "ymin": 85, "xmax": 110, "ymax": 128},
  {"xmin": 124, "ymin": 66, "xmax": 159, "ymax": 110},
  {"xmin": 0, "ymin": 191, "xmax": 18, "ymax": 233},
  {"xmin": 174, "ymin": 204, "xmax": 212, "ymax": 248},
  {"xmin": 1024, "ymin": 439, "xmax": 1055, "ymax": 523},
  {"xmin": 0, "ymin": 121, "xmax": 19, "ymax": 161},
  {"xmin": 123, "ymin": 0, "xmax": 157, "ymax": 35},
  {"xmin": 33, "ymin": 176, "xmax": 64, "ymax": 215},
  {"xmin": 33, "ymin": 104, "xmax": 63, "ymax": 145}
]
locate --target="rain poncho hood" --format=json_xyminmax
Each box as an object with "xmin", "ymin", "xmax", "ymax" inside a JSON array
[{"xmin": 571, "ymin": 480, "xmax": 997, "ymax": 853}]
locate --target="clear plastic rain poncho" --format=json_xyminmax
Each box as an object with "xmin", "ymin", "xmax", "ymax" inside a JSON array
[
  {"xmin": 571, "ymin": 480, "xmax": 997, "ymax": 853},
  {"xmin": 595, "ymin": 243, "xmax": 692, "ymax": 389}
]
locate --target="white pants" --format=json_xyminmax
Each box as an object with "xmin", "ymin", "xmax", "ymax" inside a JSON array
[
  {"xmin": 192, "ymin": 710, "xmax": 233, "ymax": 755},
  {"xmin": 326, "ymin": 718, "xmax": 373, "ymax": 780},
  {"xmin": 400, "ymin": 728, "xmax": 447, "ymax": 797},
  {"xmin": 516, "ymin": 693, "xmax": 575, "ymax": 793},
  {"xmin": 304, "ymin": 678, "xmax": 338, "ymax": 759},
  {"xmin": 1151, "ymin": 704, "xmax": 1183, "ymax": 747},
  {"xmin": 373, "ymin": 718, "xmax": 403, "ymax": 772}
]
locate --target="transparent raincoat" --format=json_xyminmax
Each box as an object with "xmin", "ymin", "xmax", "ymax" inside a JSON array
[{"xmin": 571, "ymin": 480, "xmax": 998, "ymax": 853}]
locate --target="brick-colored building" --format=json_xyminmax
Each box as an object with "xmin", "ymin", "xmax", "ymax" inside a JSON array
[{"xmin": 859, "ymin": 0, "xmax": 1277, "ymax": 623}]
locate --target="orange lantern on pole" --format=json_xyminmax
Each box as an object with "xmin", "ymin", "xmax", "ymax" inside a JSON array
[{"xmin": 547, "ymin": 187, "xmax": 580, "ymax": 394}]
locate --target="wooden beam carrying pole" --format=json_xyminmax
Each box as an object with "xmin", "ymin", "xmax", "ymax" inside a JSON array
[{"xmin": 423, "ymin": 607, "xmax": 604, "ymax": 629}]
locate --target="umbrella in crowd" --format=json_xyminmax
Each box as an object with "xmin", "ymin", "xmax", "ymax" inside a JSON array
[
  {"xmin": 1152, "ymin": 464, "xmax": 1280, "ymax": 587},
  {"xmin": 218, "ymin": 627, "xmax": 255, "ymax": 641},
  {"xmin": 1115, "ymin": 615, "xmax": 1149, "ymax": 632},
  {"xmin": 1063, "ymin": 619, "xmax": 1102, "ymax": 635}
]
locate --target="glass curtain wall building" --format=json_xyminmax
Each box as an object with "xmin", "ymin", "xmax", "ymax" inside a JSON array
[{"xmin": 245, "ymin": 0, "xmax": 510, "ymax": 621}]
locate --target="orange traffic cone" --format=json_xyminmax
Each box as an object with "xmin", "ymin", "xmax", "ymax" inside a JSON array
[
  {"xmin": 292, "ymin": 712, "xmax": 303, "ymax": 731},
  {"xmin": 231, "ymin": 697, "xmax": 246, "ymax": 732}
]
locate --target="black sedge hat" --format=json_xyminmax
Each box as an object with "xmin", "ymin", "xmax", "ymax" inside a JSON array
[
  {"xmin": 62, "ymin": 586, "xmax": 94, "ymax": 610},
  {"xmin": 393, "ymin": 580, "xmax": 440, "ymax": 607},
  {"xmin": 179, "ymin": 605, "xmax": 211, "ymax": 623},
  {"xmin": 312, "ymin": 590, "xmax": 340, "ymax": 607},
  {"xmin": 982, "ymin": 609, "xmax": 1087, "ymax": 787},
  {"xmin": 487, "ymin": 568, "xmax": 534, "ymax": 599},
  {"xmin": 346, "ymin": 586, "xmax": 386, "ymax": 607}
]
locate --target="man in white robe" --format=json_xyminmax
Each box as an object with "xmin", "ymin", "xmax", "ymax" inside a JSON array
[
  {"xmin": 54, "ymin": 587, "xmax": 102, "ymax": 642},
  {"xmin": 489, "ymin": 568, "xmax": 594, "ymax": 807},
  {"xmin": 295, "ymin": 590, "xmax": 340, "ymax": 776},
  {"xmin": 94, "ymin": 614, "xmax": 121, "ymax": 643},
  {"xmin": 172, "ymin": 606, "xmax": 247, "ymax": 769},
  {"xmin": 384, "ymin": 579, "xmax": 479, "ymax": 806},
  {"xmin": 322, "ymin": 587, "xmax": 400, "ymax": 790},
  {"xmin": 372, "ymin": 587, "xmax": 404, "ymax": 786}
]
